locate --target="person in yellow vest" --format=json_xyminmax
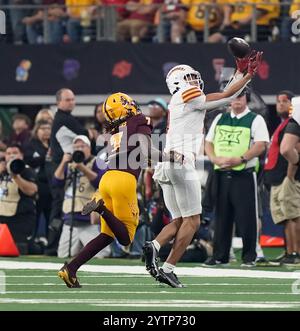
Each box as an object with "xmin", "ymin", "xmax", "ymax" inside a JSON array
[
  {"xmin": 204, "ymin": 88, "xmax": 269, "ymax": 267},
  {"xmin": 0, "ymin": 144, "xmax": 38, "ymax": 253},
  {"xmin": 209, "ymin": 0, "xmax": 280, "ymax": 42},
  {"xmin": 53, "ymin": 135, "xmax": 110, "ymax": 258}
]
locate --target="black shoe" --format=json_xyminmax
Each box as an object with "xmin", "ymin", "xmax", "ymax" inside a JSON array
[
  {"xmin": 202, "ymin": 257, "xmax": 229, "ymax": 267},
  {"xmin": 269, "ymin": 251, "xmax": 287, "ymax": 265},
  {"xmin": 82, "ymin": 199, "xmax": 105, "ymax": 215},
  {"xmin": 255, "ymin": 257, "xmax": 280, "ymax": 267},
  {"xmin": 157, "ymin": 268, "xmax": 184, "ymax": 288},
  {"xmin": 58, "ymin": 262, "xmax": 82, "ymax": 288},
  {"xmin": 281, "ymin": 253, "xmax": 300, "ymax": 265},
  {"xmin": 143, "ymin": 241, "xmax": 159, "ymax": 278}
]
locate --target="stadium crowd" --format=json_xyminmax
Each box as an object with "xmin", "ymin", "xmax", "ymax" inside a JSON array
[
  {"xmin": 0, "ymin": 0, "xmax": 300, "ymax": 44},
  {"xmin": 1, "ymin": 84, "xmax": 300, "ymax": 268}
]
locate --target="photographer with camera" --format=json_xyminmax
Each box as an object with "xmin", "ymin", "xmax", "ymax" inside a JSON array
[
  {"xmin": 53, "ymin": 135, "xmax": 110, "ymax": 258},
  {"xmin": 0, "ymin": 144, "xmax": 38, "ymax": 253}
]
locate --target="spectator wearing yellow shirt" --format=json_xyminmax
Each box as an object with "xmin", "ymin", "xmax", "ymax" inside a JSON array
[
  {"xmin": 209, "ymin": 0, "xmax": 280, "ymax": 43},
  {"xmin": 66, "ymin": 0, "xmax": 99, "ymax": 42},
  {"xmin": 182, "ymin": 0, "xmax": 223, "ymax": 41}
]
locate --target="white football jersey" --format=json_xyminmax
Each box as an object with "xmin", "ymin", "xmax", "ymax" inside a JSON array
[{"xmin": 165, "ymin": 86, "xmax": 206, "ymax": 159}]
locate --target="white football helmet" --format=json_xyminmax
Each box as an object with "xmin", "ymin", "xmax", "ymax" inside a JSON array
[{"xmin": 166, "ymin": 64, "xmax": 204, "ymax": 95}]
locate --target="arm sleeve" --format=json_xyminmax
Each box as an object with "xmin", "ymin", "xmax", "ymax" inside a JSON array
[
  {"xmin": 137, "ymin": 134, "xmax": 162, "ymax": 165},
  {"xmin": 285, "ymin": 119, "xmax": 300, "ymax": 138},
  {"xmin": 21, "ymin": 167, "xmax": 37, "ymax": 183},
  {"xmin": 198, "ymin": 72, "xmax": 249, "ymax": 112},
  {"xmin": 252, "ymin": 115, "xmax": 270, "ymax": 142}
]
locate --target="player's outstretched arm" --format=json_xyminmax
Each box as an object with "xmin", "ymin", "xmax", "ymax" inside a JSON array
[{"xmin": 206, "ymin": 51, "xmax": 262, "ymax": 102}]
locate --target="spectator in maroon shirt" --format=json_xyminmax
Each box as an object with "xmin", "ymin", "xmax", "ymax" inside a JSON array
[{"xmin": 117, "ymin": 0, "xmax": 162, "ymax": 42}]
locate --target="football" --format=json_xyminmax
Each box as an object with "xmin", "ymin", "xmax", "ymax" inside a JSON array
[{"xmin": 227, "ymin": 37, "xmax": 251, "ymax": 58}]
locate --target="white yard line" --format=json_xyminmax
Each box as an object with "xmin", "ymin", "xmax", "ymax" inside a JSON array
[
  {"xmin": 2, "ymin": 290, "xmax": 297, "ymax": 295},
  {"xmin": 3, "ymin": 283, "xmax": 293, "ymax": 286},
  {"xmin": 0, "ymin": 260, "xmax": 299, "ymax": 279},
  {"xmin": 0, "ymin": 298, "xmax": 299, "ymax": 309}
]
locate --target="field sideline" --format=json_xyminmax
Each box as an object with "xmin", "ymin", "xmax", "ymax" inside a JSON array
[{"xmin": 0, "ymin": 252, "xmax": 300, "ymax": 311}]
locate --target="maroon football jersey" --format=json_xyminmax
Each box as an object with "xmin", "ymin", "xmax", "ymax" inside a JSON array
[{"xmin": 106, "ymin": 114, "xmax": 152, "ymax": 179}]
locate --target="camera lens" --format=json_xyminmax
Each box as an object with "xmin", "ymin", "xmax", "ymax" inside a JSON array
[
  {"xmin": 72, "ymin": 150, "xmax": 85, "ymax": 164},
  {"xmin": 9, "ymin": 159, "xmax": 25, "ymax": 174}
]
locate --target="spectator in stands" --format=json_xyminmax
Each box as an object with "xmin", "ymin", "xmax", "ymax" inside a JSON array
[
  {"xmin": 66, "ymin": 0, "xmax": 99, "ymax": 42},
  {"xmin": 117, "ymin": 0, "xmax": 162, "ymax": 43},
  {"xmin": 281, "ymin": 0, "xmax": 300, "ymax": 42},
  {"xmin": 153, "ymin": 0, "xmax": 187, "ymax": 43},
  {"xmin": 22, "ymin": 0, "xmax": 65, "ymax": 44},
  {"xmin": 24, "ymin": 120, "xmax": 52, "ymax": 238},
  {"xmin": 54, "ymin": 135, "xmax": 110, "ymax": 258},
  {"xmin": 7, "ymin": 113, "xmax": 32, "ymax": 149},
  {"xmin": 100, "ymin": 0, "xmax": 129, "ymax": 20},
  {"xmin": 160, "ymin": 0, "xmax": 223, "ymax": 43},
  {"xmin": 9, "ymin": 0, "xmax": 32, "ymax": 44},
  {"xmin": 183, "ymin": 0, "xmax": 223, "ymax": 42},
  {"xmin": 0, "ymin": 144, "xmax": 38, "ymax": 253},
  {"xmin": 35, "ymin": 108, "xmax": 54, "ymax": 124},
  {"xmin": 209, "ymin": 0, "xmax": 280, "ymax": 43}
]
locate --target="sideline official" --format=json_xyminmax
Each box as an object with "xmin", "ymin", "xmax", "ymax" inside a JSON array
[{"xmin": 204, "ymin": 89, "xmax": 269, "ymax": 266}]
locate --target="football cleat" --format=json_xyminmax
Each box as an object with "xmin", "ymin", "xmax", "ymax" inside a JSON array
[
  {"xmin": 157, "ymin": 268, "xmax": 185, "ymax": 288},
  {"xmin": 143, "ymin": 241, "xmax": 159, "ymax": 278},
  {"xmin": 58, "ymin": 262, "xmax": 82, "ymax": 288},
  {"xmin": 82, "ymin": 198, "xmax": 105, "ymax": 216}
]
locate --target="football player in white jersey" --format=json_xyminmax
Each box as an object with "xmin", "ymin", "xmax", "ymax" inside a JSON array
[{"xmin": 143, "ymin": 51, "xmax": 263, "ymax": 288}]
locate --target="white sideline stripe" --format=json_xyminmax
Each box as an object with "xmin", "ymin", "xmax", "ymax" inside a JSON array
[
  {"xmin": 91, "ymin": 303, "xmax": 300, "ymax": 309},
  {"xmin": 0, "ymin": 298, "xmax": 299, "ymax": 309},
  {"xmin": 0, "ymin": 261, "xmax": 299, "ymax": 279},
  {"xmin": 3, "ymin": 291, "xmax": 296, "ymax": 295},
  {"xmin": 4, "ymin": 283, "xmax": 293, "ymax": 286}
]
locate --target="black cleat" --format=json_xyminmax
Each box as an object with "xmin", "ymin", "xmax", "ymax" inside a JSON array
[
  {"xmin": 143, "ymin": 241, "xmax": 159, "ymax": 278},
  {"xmin": 58, "ymin": 262, "xmax": 82, "ymax": 288},
  {"xmin": 82, "ymin": 199, "xmax": 105, "ymax": 216},
  {"xmin": 157, "ymin": 268, "xmax": 184, "ymax": 288}
]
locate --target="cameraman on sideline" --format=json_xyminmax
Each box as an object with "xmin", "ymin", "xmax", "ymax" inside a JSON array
[
  {"xmin": 0, "ymin": 144, "xmax": 38, "ymax": 252},
  {"xmin": 53, "ymin": 135, "xmax": 110, "ymax": 258}
]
